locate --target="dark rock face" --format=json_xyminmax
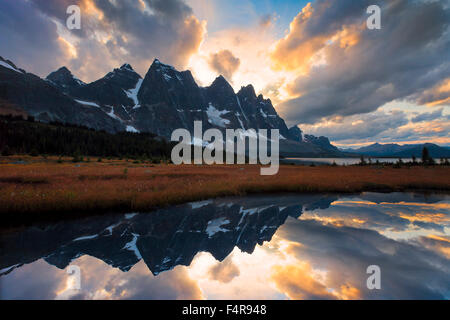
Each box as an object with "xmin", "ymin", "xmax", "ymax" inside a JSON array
[
  {"xmin": 0, "ymin": 60, "xmax": 125, "ymax": 133},
  {"xmin": 46, "ymin": 66, "xmax": 85, "ymax": 94},
  {"xmin": 134, "ymin": 59, "xmax": 207, "ymax": 136},
  {"xmin": 204, "ymin": 75, "xmax": 245, "ymax": 130},
  {"xmin": 237, "ymin": 85, "xmax": 290, "ymax": 138},
  {"xmin": 304, "ymin": 134, "xmax": 340, "ymax": 153},
  {"xmin": 288, "ymin": 126, "xmax": 303, "ymax": 142},
  {"xmin": 69, "ymin": 64, "xmax": 142, "ymax": 109},
  {"xmin": 0, "ymin": 194, "xmax": 339, "ymax": 276}
]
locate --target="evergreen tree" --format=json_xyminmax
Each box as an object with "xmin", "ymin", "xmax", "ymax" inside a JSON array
[{"xmin": 422, "ymin": 147, "xmax": 431, "ymax": 165}]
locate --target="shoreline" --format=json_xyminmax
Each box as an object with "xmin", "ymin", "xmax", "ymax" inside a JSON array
[{"xmin": 1, "ymin": 156, "xmax": 449, "ymax": 227}]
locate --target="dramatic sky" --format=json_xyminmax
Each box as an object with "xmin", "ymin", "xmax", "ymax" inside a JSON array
[{"xmin": 0, "ymin": 0, "xmax": 449, "ymax": 147}]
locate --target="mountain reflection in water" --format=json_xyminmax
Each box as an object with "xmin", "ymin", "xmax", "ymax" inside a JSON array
[{"xmin": 0, "ymin": 193, "xmax": 449, "ymax": 300}]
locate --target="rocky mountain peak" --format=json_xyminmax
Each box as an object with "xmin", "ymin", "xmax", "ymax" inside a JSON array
[
  {"xmin": 120, "ymin": 63, "xmax": 133, "ymax": 71},
  {"xmin": 98, "ymin": 64, "xmax": 141, "ymax": 93},
  {"xmin": 304, "ymin": 134, "xmax": 339, "ymax": 152},
  {"xmin": 55, "ymin": 66, "xmax": 71, "ymax": 74},
  {"xmin": 237, "ymin": 85, "xmax": 257, "ymax": 101},
  {"xmin": 0, "ymin": 56, "xmax": 346, "ymax": 157},
  {"xmin": 0, "ymin": 56, "xmax": 25, "ymax": 73},
  {"xmin": 150, "ymin": 58, "xmax": 174, "ymax": 72},
  {"xmin": 105, "ymin": 64, "xmax": 140, "ymax": 79},
  {"xmin": 46, "ymin": 66, "xmax": 85, "ymax": 89},
  {"xmin": 288, "ymin": 126, "xmax": 303, "ymax": 142},
  {"xmin": 209, "ymin": 75, "xmax": 235, "ymax": 95}
]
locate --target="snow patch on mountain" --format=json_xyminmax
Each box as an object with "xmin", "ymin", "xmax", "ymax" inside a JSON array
[
  {"xmin": 125, "ymin": 78, "xmax": 143, "ymax": 109},
  {"xmin": 73, "ymin": 77, "xmax": 85, "ymax": 86},
  {"xmin": 207, "ymin": 103, "xmax": 231, "ymax": 128},
  {"xmin": 190, "ymin": 200, "xmax": 213, "ymax": 209},
  {"xmin": 123, "ymin": 233, "xmax": 142, "ymax": 260},
  {"xmin": 75, "ymin": 100, "xmax": 100, "ymax": 108},
  {"xmin": 73, "ymin": 234, "xmax": 99, "ymax": 241},
  {"xmin": 191, "ymin": 136, "xmax": 210, "ymax": 147},
  {"xmin": 126, "ymin": 125, "xmax": 139, "ymax": 133},
  {"xmin": 206, "ymin": 217, "xmax": 231, "ymax": 237},
  {"xmin": 236, "ymin": 96, "xmax": 249, "ymax": 123},
  {"xmin": 125, "ymin": 213, "xmax": 138, "ymax": 219},
  {"xmin": 0, "ymin": 60, "xmax": 23, "ymax": 74},
  {"xmin": 106, "ymin": 107, "xmax": 123, "ymax": 122}
]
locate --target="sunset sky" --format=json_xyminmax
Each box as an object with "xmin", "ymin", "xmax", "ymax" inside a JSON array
[{"xmin": 0, "ymin": 0, "xmax": 449, "ymax": 147}]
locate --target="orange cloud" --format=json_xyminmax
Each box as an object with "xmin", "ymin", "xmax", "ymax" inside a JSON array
[
  {"xmin": 271, "ymin": 262, "xmax": 363, "ymax": 300},
  {"xmin": 270, "ymin": 3, "xmax": 327, "ymax": 74},
  {"xmin": 188, "ymin": 26, "xmax": 296, "ymax": 103},
  {"xmin": 336, "ymin": 24, "xmax": 363, "ymax": 49},
  {"xmin": 80, "ymin": 0, "xmax": 104, "ymax": 20},
  {"xmin": 58, "ymin": 36, "xmax": 78, "ymax": 59},
  {"xmin": 271, "ymin": 263, "xmax": 337, "ymax": 300},
  {"xmin": 417, "ymin": 235, "xmax": 450, "ymax": 259},
  {"xmin": 170, "ymin": 15, "xmax": 207, "ymax": 70},
  {"xmin": 416, "ymin": 78, "xmax": 450, "ymax": 107},
  {"xmin": 208, "ymin": 255, "xmax": 240, "ymax": 283},
  {"xmin": 339, "ymin": 284, "xmax": 361, "ymax": 300},
  {"xmin": 270, "ymin": 2, "xmax": 363, "ymax": 75}
]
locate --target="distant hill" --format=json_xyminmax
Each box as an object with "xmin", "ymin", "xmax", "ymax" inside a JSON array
[{"xmin": 343, "ymin": 143, "xmax": 450, "ymax": 158}]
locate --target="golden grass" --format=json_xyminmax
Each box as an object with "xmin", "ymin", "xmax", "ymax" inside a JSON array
[{"xmin": 0, "ymin": 156, "xmax": 449, "ymax": 222}]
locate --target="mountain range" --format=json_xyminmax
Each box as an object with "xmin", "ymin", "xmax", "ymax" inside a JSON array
[
  {"xmin": 2, "ymin": 56, "xmax": 447, "ymax": 159},
  {"xmin": 343, "ymin": 143, "xmax": 450, "ymax": 158},
  {"xmin": 0, "ymin": 56, "xmax": 344, "ymax": 157}
]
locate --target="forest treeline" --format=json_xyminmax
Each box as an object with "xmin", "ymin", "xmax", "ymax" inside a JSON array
[{"xmin": 0, "ymin": 115, "xmax": 173, "ymax": 160}]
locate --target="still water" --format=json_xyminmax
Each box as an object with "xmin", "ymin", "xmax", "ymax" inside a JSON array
[
  {"xmin": 282, "ymin": 158, "xmax": 414, "ymax": 165},
  {"xmin": 1, "ymin": 193, "xmax": 449, "ymax": 300}
]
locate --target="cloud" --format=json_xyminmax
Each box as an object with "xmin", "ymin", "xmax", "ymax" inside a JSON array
[
  {"xmin": 0, "ymin": 257, "xmax": 203, "ymax": 300},
  {"xmin": 299, "ymin": 194, "xmax": 450, "ymax": 235},
  {"xmin": 208, "ymin": 49, "xmax": 241, "ymax": 81},
  {"xmin": 297, "ymin": 104, "xmax": 450, "ymax": 146},
  {"xmin": 101, "ymin": 263, "xmax": 203, "ymax": 299},
  {"xmin": 274, "ymin": 0, "xmax": 450, "ymax": 124},
  {"xmin": 411, "ymin": 108, "xmax": 444, "ymax": 123},
  {"xmin": 414, "ymin": 235, "xmax": 450, "ymax": 259},
  {"xmin": 271, "ymin": 263, "xmax": 339, "ymax": 300},
  {"xmin": 278, "ymin": 218, "xmax": 450, "ymax": 299},
  {"xmin": 300, "ymin": 110, "xmax": 409, "ymax": 141},
  {"xmin": 0, "ymin": 0, "xmax": 70, "ymax": 76},
  {"xmin": 372, "ymin": 118, "xmax": 450, "ymax": 146},
  {"xmin": 208, "ymin": 254, "xmax": 240, "ymax": 283},
  {"xmin": 0, "ymin": 0, "xmax": 206, "ymax": 81},
  {"xmin": 259, "ymin": 14, "xmax": 277, "ymax": 28}
]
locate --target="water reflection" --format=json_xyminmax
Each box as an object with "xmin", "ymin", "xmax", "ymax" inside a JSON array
[{"xmin": 0, "ymin": 193, "xmax": 449, "ymax": 300}]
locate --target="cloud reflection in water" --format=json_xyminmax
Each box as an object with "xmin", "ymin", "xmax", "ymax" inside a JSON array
[{"xmin": 0, "ymin": 193, "xmax": 448, "ymax": 300}]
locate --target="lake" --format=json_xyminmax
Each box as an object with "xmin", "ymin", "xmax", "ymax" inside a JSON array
[
  {"xmin": 282, "ymin": 158, "xmax": 414, "ymax": 166},
  {"xmin": 1, "ymin": 192, "xmax": 449, "ymax": 300}
]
